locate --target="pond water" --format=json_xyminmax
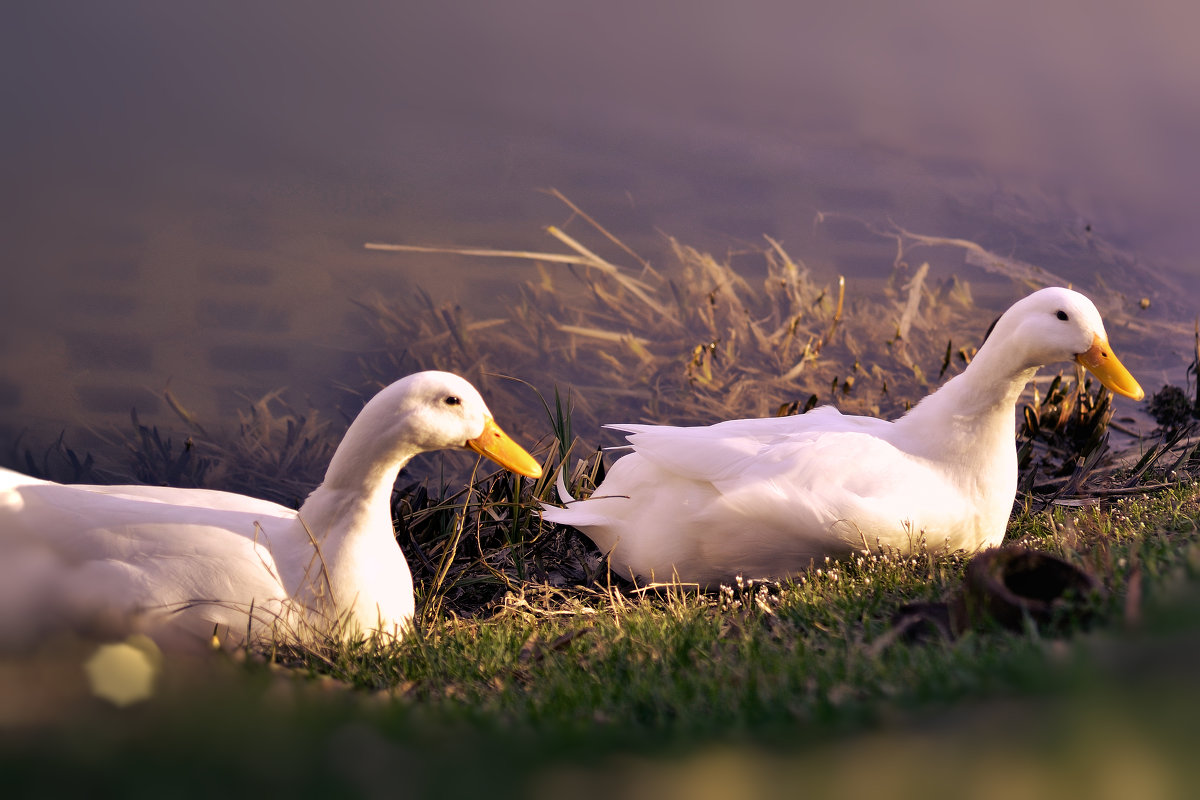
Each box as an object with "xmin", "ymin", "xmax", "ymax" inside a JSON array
[{"xmin": 3, "ymin": 2, "xmax": 1198, "ymax": 477}]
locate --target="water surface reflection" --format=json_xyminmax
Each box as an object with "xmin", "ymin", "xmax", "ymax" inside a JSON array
[{"xmin": 3, "ymin": 2, "xmax": 1197, "ymax": 472}]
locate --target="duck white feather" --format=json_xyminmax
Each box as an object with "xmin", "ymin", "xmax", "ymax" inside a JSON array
[
  {"xmin": 0, "ymin": 371, "xmax": 542, "ymax": 651},
  {"xmin": 542, "ymin": 288, "xmax": 1144, "ymax": 586}
]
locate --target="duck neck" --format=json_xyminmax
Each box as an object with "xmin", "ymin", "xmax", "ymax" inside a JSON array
[
  {"xmin": 290, "ymin": 411, "xmax": 419, "ymax": 633},
  {"xmin": 894, "ymin": 335, "xmax": 1037, "ymax": 465},
  {"xmin": 296, "ymin": 411, "xmax": 416, "ymax": 561}
]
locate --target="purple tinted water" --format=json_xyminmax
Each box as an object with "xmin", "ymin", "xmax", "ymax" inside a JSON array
[{"xmin": 3, "ymin": 2, "xmax": 1196, "ymax": 454}]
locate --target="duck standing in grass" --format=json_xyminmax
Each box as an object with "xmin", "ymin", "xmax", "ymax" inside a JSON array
[
  {"xmin": 0, "ymin": 371, "xmax": 542, "ymax": 650},
  {"xmin": 542, "ymin": 288, "xmax": 1144, "ymax": 586}
]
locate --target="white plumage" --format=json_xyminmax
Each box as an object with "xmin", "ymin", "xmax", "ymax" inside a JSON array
[
  {"xmin": 0, "ymin": 371, "xmax": 542, "ymax": 651},
  {"xmin": 542, "ymin": 288, "xmax": 1144, "ymax": 586}
]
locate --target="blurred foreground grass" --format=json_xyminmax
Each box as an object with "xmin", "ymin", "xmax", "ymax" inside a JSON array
[{"xmin": 2, "ymin": 477, "xmax": 1199, "ymax": 799}]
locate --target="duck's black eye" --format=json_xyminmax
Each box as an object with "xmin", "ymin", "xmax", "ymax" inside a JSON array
[
  {"xmin": 444, "ymin": 395, "xmax": 461, "ymax": 406},
  {"xmin": 1056, "ymin": 310, "xmax": 1069, "ymax": 321}
]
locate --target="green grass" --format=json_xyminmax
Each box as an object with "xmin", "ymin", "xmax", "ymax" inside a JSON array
[{"xmin": 4, "ymin": 472, "xmax": 1199, "ymax": 798}]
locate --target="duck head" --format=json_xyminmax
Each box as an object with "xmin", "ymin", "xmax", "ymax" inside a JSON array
[
  {"xmin": 995, "ymin": 287, "xmax": 1144, "ymax": 401},
  {"xmin": 338, "ymin": 371, "xmax": 543, "ymax": 482},
  {"xmin": 390, "ymin": 371, "xmax": 543, "ymax": 477}
]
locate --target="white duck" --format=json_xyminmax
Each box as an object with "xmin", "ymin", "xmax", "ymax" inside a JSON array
[
  {"xmin": 0, "ymin": 371, "xmax": 542, "ymax": 651},
  {"xmin": 542, "ymin": 288, "xmax": 1144, "ymax": 586}
]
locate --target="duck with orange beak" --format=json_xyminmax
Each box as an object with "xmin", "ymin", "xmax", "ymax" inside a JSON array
[
  {"xmin": 543, "ymin": 288, "xmax": 1143, "ymax": 586},
  {"xmin": 0, "ymin": 371, "xmax": 542, "ymax": 650}
]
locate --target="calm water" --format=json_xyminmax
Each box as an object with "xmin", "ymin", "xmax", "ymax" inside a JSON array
[{"xmin": 3, "ymin": 2, "xmax": 1198, "ymax": 468}]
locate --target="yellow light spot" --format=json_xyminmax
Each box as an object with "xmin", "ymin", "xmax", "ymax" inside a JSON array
[{"xmin": 84, "ymin": 635, "xmax": 163, "ymax": 707}]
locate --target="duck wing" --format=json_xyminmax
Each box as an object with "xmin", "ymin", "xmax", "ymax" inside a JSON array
[
  {"xmin": 0, "ymin": 471, "xmax": 300, "ymax": 649},
  {"xmin": 78, "ymin": 482, "xmax": 293, "ymax": 516},
  {"xmin": 566, "ymin": 415, "xmax": 973, "ymax": 585},
  {"xmin": 607, "ymin": 406, "xmax": 894, "ymax": 484}
]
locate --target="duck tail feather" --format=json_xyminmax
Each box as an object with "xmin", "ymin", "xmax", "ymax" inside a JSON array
[
  {"xmin": 539, "ymin": 467, "xmax": 584, "ymax": 525},
  {"xmin": 555, "ymin": 467, "xmax": 575, "ymax": 504}
]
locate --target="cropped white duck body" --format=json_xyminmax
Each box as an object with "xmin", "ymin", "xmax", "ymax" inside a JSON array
[
  {"xmin": 542, "ymin": 288, "xmax": 1144, "ymax": 586},
  {"xmin": 0, "ymin": 371, "xmax": 542, "ymax": 650}
]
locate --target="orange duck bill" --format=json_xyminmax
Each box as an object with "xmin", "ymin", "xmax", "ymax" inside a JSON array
[
  {"xmin": 1075, "ymin": 334, "xmax": 1145, "ymax": 401},
  {"xmin": 466, "ymin": 417, "xmax": 543, "ymax": 478}
]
